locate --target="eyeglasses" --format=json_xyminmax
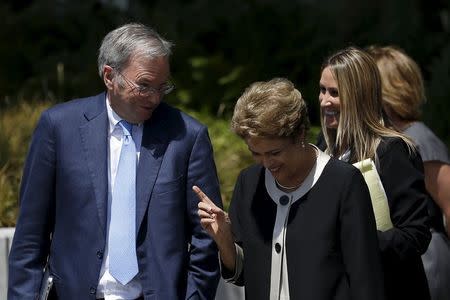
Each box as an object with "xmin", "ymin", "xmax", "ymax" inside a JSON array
[{"xmin": 115, "ymin": 70, "xmax": 175, "ymax": 97}]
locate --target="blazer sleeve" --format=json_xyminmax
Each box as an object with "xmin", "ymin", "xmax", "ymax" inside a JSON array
[
  {"xmin": 229, "ymin": 170, "xmax": 244, "ymax": 243},
  {"xmin": 377, "ymin": 138, "xmax": 431, "ymax": 260},
  {"xmin": 8, "ymin": 110, "xmax": 56, "ymax": 299},
  {"xmin": 340, "ymin": 167, "xmax": 386, "ymax": 300},
  {"xmin": 224, "ymin": 169, "xmax": 246, "ymax": 286},
  {"xmin": 226, "ymin": 165, "xmax": 264, "ymax": 287},
  {"xmin": 185, "ymin": 126, "xmax": 223, "ymax": 300}
]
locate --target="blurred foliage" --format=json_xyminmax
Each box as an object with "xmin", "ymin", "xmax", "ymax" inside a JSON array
[
  {"xmin": 424, "ymin": 42, "xmax": 450, "ymax": 139},
  {"xmin": 0, "ymin": 101, "xmax": 49, "ymax": 226},
  {"xmin": 0, "ymin": 0, "xmax": 448, "ymax": 146}
]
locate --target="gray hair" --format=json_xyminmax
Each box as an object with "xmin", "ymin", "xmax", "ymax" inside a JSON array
[{"xmin": 97, "ymin": 23, "xmax": 173, "ymax": 78}]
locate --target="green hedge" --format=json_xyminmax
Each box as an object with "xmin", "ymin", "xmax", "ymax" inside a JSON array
[{"xmin": 0, "ymin": 102, "xmax": 50, "ymax": 226}]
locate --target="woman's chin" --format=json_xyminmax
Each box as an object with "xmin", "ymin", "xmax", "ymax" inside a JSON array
[{"xmin": 325, "ymin": 118, "xmax": 339, "ymax": 129}]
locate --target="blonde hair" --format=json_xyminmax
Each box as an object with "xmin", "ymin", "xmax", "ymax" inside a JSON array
[
  {"xmin": 321, "ymin": 47, "xmax": 413, "ymax": 163},
  {"xmin": 366, "ymin": 45, "xmax": 426, "ymax": 121},
  {"xmin": 231, "ymin": 78, "xmax": 309, "ymax": 140}
]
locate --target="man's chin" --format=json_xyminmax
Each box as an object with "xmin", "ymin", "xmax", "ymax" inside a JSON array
[{"xmin": 137, "ymin": 108, "xmax": 155, "ymax": 122}]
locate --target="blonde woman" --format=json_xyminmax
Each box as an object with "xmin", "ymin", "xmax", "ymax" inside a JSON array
[
  {"xmin": 194, "ymin": 78, "xmax": 385, "ymax": 300},
  {"xmin": 368, "ymin": 45, "xmax": 450, "ymax": 300},
  {"xmin": 318, "ymin": 47, "xmax": 431, "ymax": 300}
]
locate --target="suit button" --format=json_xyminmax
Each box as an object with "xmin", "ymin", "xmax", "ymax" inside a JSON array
[
  {"xmin": 279, "ymin": 195, "xmax": 289, "ymax": 205},
  {"xmin": 90, "ymin": 286, "xmax": 96, "ymax": 294},
  {"xmin": 97, "ymin": 251, "xmax": 103, "ymax": 259},
  {"xmin": 275, "ymin": 243, "xmax": 281, "ymax": 253}
]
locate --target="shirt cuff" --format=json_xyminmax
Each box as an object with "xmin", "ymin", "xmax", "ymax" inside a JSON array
[{"xmin": 220, "ymin": 243, "xmax": 244, "ymax": 283}]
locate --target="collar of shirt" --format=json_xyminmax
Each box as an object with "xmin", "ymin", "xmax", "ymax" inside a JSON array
[
  {"xmin": 265, "ymin": 144, "xmax": 330, "ymax": 205},
  {"xmin": 106, "ymin": 96, "xmax": 142, "ymax": 135},
  {"xmin": 105, "ymin": 96, "xmax": 143, "ymax": 153},
  {"xmin": 338, "ymin": 149, "xmax": 351, "ymax": 162}
]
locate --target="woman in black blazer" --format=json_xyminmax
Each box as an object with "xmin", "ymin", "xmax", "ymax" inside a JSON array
[
  {"xmin": 194, "ymin": 78, "xmax": 386, "ymax": 300},
  {"xmin": 318, "ymin": 47, "xmax": 431, "ymax": 300}
]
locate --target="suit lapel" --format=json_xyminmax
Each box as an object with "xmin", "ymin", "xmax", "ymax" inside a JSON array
[
  {"xmin": 136, "ymin": 107, "xmax": 169, "ymax": 232},
  {"xmin": 79, "ymin": 94, "xmax": 109, "ymax": 236}
]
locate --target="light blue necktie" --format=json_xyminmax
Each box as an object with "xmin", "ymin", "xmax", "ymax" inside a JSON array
[{"xmin": 109, "ymin": 120, "xmax": 139, "ymax": 285}]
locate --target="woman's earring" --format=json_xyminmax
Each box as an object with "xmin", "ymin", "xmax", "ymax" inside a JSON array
[{"xmin": 301, "ymin": 140, "xmax": 305, "ymax": 149}]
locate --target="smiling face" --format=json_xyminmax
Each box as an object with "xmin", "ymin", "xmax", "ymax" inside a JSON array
[
  {"xmin": 319, "ymin": 67, "xmax": 340, "ymax": 129},
  {"xmin": 104, "ymin": 55, "xmax": 170, "ymax": 124},
  {"xmin": 246, "ymin": 136, "xmax": 305, "ymax": 187}
]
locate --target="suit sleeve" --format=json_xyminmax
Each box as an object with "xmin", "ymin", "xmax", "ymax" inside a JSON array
[
  {"xmin": 185, "ymin": 126, "xmax": 223, "ymax": 300},
  {"xmin": 8, "ymin": 110, "xmax": 56, "ymax": 299},
  {"xmin": 340, "ymin": 168, "xmax": 386, "ymax": 300},
  {"xmin": 224, "ymin": 169, "xmax": 245, "ymax": 286},
  {"xmin": 377, "ymin": 139, "xmax": 431, "ymax": 260}
]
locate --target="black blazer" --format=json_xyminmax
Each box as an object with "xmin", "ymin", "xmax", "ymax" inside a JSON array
[
  {"xmin": 318, "ymin": 136, "xmax": 431, "ymax": 300},
  {"xmin": 376, "ymin": 137, "xmax": 431, "ymax": 300},
  {"xmin": 228, "ymin": 158, "xmax": 386, "ymax": 300}
]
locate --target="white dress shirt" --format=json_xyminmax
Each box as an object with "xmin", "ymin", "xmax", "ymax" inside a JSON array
[{"xmin": 96, "ymin": 97, "xmax": 143, "ymax": 300}]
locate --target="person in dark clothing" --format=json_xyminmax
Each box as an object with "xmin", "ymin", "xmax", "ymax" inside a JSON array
[
  {"xmin": 194, "ymin": 78, "xmax": 386, "ymax": 300},
  {"xmin": 318, "ymin": 47, "xmax": 432, "ymax": 300},
  {"xmin": 368, "ymin": 45, "xmax": 450, "ymax": 300}
]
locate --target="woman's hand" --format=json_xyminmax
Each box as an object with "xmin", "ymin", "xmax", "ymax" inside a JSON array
[
  {"xmin": 193, "ymin": 185, "xmax": 236, "ymax": 271},
  {"xmin": 193, "ymin": 185, "xmax": 231, "ymax": 239}
]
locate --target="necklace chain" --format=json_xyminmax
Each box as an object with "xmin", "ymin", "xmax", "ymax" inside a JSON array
[{"xmin": 275, "ymin": 179, "xmax": 301, "ymax": 190}]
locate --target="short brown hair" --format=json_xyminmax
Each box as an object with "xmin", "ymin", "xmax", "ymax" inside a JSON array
[{"xmin": 231, "ymin": 78, "xmax": 309, "ymax": 139}]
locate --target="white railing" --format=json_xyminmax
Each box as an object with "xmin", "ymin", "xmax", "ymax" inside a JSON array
[{"xmin": 0, "ymin": 227, "xmax": 15, "ymax": 300}]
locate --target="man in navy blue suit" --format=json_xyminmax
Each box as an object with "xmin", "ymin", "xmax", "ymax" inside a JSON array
[{"xmin": 8, "ymin": 23, "xmax": 222, "ymax": 300}]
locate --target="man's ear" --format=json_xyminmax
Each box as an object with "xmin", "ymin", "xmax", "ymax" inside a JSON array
[{"xmin": 103, "ymin": 65, "xmax": 114, "ymax": 89}]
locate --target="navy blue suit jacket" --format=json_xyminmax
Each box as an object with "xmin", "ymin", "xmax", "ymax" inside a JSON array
[{"xmin": 8, "ymin": 93, "xmax": 222, "ymax": 300}]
